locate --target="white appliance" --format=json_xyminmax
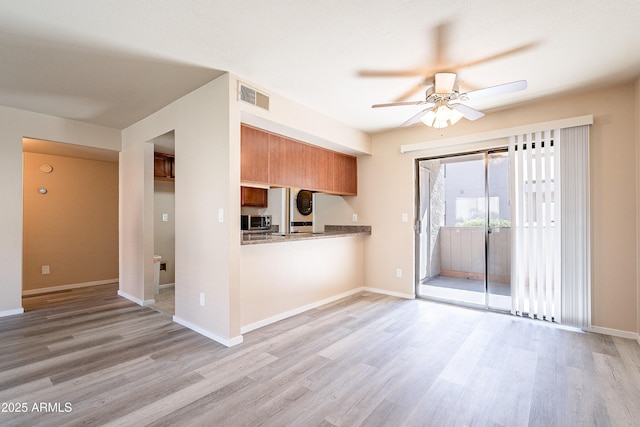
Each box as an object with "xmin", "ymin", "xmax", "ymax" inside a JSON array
[{"xmin": 290, "ymin": 188, "xmax": 314, "ymax": 233}]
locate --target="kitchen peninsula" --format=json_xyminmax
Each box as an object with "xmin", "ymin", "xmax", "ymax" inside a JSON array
[
  {"xmin": 240, "ymin": 225, "xmax": 370, "ymax": 333},
  {"xmin": 239, "ymin": 122, "xmax": 369, "ymax": 334}
]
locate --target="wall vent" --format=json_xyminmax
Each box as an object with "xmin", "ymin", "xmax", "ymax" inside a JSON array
[{"xmin": 239, "ymin": 83, "xmax": 270, "ymax": 111}]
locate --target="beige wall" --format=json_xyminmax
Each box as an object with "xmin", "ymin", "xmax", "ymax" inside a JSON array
[
  {"xmin": 154, "ymin": 180, "xmax": 175, "ymax": 286},
  {"xmin": 356, "ymin": 81, "xmax": 639, "ymax": 333},
  {"xmin": 0, "ymin": 106, "xmax": 120, "ymax": 315},
  {"xmin": 23, "ymin": 153, "xmax": 118, "ymax": 291}
]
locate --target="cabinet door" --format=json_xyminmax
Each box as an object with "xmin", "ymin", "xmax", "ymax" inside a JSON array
[
  {"xmin": 333, "ymin": 152, "xmax": 357, "ymax": 195},
  {"xmin": 241, "ymin": 124, "xmax": 270, "ymax": 184},
  {"xmin": 304, "ymin": 144, "xmax": 333, "ymax": 192},
  {"xmin": 154, "ymin": 154, "xmax": 173, "ymax": 179},
  {"xmin": 241, "ymin": 186, "xmax": 268, "ymax": 207},
  {"xmin": 269, "ymin": 134, "xmax": 305, "ymax": 188}
]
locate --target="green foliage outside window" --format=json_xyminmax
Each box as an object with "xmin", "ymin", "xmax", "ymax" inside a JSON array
[{"xmin": 455, "ymin": 218, "xmax": 511, "ymax": 227}]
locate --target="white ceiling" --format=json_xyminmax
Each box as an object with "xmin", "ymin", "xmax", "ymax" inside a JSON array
[{"xmin": 1, "ymin": 0, "xmax": 639, "ymax": 134}]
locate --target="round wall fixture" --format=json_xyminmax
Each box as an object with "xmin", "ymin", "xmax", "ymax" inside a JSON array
[
  {"xmin": 296, "ymin": 190, "xmax": 313, "ymax": 216},
  {"xmin": 39, "ymin": 163, "xmax": 53, "ymax": 173},
  {"xmin": 38, "ymin": 187, "xmax": 48, "ymax": 194}
]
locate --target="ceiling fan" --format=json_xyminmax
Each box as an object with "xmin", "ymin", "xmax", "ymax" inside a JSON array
[
  {"xmin": 371, "ymin": 72, "xmax": 527, "ymax": 128},
  {"xmin": 360, "ymin": 22, "xmax": 533, "ymax": 128}
]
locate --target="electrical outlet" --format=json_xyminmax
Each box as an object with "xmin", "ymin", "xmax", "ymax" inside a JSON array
[
  {"xmin": 200, "ymin": 292, "xmax": 205, "ymax": 306},
  {"xmin": 42, "ymin": 265, "xmax": 50, "ymax": 275},
  {"xmin": 162, "ymin": 213, "xmax": 169, "ymax": 222},
  {"xmin": 396, "ymin": 268, "xmax": 402, "ymax": 278},
  {"xmin": 352, "ymin": 213, "xmax": 358, "ymax": 222},
  {"xmin": 402, "ymin": 213, "xmax": 409, "ymax": 223}
]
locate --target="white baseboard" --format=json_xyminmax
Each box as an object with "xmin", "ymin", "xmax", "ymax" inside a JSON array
[
  {"xmin": 0, "ymin": 308, "xmax": 24, "ymax": 317},
  {"xmin": 22, "ymin": 279, "xmax": 118, "ymax": 296},
  {"xmin": 363, "ymin": 287, "xmax": 415, "ymax": 300},
  {"xmin": 241, "ymin": 287, "xmax": 365, "ymax": 334},
  {"xmin": 173, "ymin": 315, "xmax": 243, "ymax": 348},
  {"xmin": 159, "ymin": 283, "xmax": 175, "ymax": 289},
  {"xmin": 586, "ymin": 325, "xmax": 640, "ymax": 341},
  {"xmin": 117, "ymin": 290, "xmax": 155, "ymax": 306}
]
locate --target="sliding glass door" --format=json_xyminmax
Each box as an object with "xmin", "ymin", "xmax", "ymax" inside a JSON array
[
  {"xmin": 486, "ymin": 151, "xmax": 511, "ymax": 310},
  {"xmin": 416, "ymin": 150, "xmax": 511, "ymax": 311}
]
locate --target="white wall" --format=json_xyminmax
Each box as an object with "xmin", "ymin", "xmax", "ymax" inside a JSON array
[
  {"xmin": 120, "ymin": 74, "xmax": 238, "ymax": 343},
  {"xmin": 636, "ymin": 76, "xmax": 640, "ymax": 340},
  {"xmin": 0, "ymin": 106, "xmax": 120, "ymax": 316}
]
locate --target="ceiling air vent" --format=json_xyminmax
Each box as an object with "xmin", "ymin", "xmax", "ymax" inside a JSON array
[{"xmin": 239, "ymin": 83, "xmax": 270, "ymax": 111}]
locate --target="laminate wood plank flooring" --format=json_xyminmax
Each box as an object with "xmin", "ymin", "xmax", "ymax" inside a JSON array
[{"xmin": 1, "ymin": 284, "xmax": 639, "ymax": 426}]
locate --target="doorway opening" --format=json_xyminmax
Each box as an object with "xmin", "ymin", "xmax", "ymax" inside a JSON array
[
  {"xmin": 416, "ymin": 150, "xmax": 511, "ymax": 311},
  {"xmin": 148, "ymin": 131, "xmax": 176, "ymax": 315},
  {"xmin": 22, "ymin": 138, "xmax": 119, "ymax": 311}
]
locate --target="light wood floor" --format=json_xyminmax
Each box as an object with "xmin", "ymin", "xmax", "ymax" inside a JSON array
[
  {"xmin": 150, "ymin": 286, "xmax": 175, "ymax": 316},
  {"xmin": 3, "ymin": 284, "xmax": 640, "ymax": 426}
]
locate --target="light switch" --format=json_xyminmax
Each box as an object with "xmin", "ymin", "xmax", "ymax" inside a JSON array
[
  {"xmin": 352, "ymin": 213, "xmax": 358, "ymax": 223},
  {"xmin": 162, "ymin": 213, "xmax": 169, "ymax": 222},
  {"xmin": 402, "ymin": 213, "xmax": 409, "ymax": 223},
  {"xmin": 218, "ymin": 208, "xmax": 224, "ymax": 223}
]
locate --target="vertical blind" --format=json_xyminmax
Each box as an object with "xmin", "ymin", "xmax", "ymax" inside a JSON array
[
  {"xmin": 508, "ymin": 126, "xmax": 590, "ymax": 327},
  {"xmin": 559, "ymin": 126, "xmax": 591, "ymax": 328},
  {"xmin": 509, "ymin": 130, "xmax": 562, "ymax": 322}
]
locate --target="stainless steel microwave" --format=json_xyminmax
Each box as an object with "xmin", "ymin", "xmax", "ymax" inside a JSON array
[{"xmin": 241, "ymin": 215, "xmax": 272, "ymax": 231}]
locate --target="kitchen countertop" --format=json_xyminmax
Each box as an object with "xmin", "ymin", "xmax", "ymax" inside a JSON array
[{"xmin": 241, "ymin": 225, "xmax": 371, "ymax": 245}]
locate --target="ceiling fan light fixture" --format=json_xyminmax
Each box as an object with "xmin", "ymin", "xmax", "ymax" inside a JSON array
[
  {"xmin": 432, "ymin": 119, "xmax": 449, "ymax": 129},
  {"xmin": 434, "ymin": 72, "xmax": 457, "ymax": 94},
  {"xmin": 420, "ymin": 103, "xmax": 463, "ymax": 129},
  {"xmin": 420, "ymin": 109, "xmax": 437, "ymax": 127},
  {"xmin": 449, "ymin": 107, "xmax": 464, "ymax": 125},
  {"xmin": 435, "ymin": 105, "xmax": 451, "ymax": 121}
]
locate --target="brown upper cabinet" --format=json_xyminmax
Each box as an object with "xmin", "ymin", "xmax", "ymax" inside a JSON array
[
  {"xmin": 241, "ymin": 124, "xmax": 357, "ymax": 195},
  {"xmin": 333, "ymin": 152, "xmax": 357, "ymax": 196},
  {"xmin": 268, "ymin": 133, "xmax": 305, "ymax": 188},
  {"xmin": 304, "ymin": 144, "xmax": 334, "ymax": 192},
  {"xmin": 240, "ymin": 125, "xmax": 269, "ymax": 184},
  {"xmin": 241, "ymin": 186, "xmax": 268, "ymax": 207},
  {"xmin": 154, "ymin": 153, "xmax": 175, "ymax": 181}
]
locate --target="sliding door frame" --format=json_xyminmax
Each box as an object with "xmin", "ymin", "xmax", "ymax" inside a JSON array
[{"xmin": 414, "ymin": 147, "xmax": 511, "ymax": 312}]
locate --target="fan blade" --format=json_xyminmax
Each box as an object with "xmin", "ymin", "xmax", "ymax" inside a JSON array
[
  {"xmin": 452, "ymin": 103, "xmax": 485, "ymax": 121},
  {"xmin": 358, "ymin": 69, "xmax": 428, "ymax": 78},
  {"xmin": 395, "ymin": 81, "xmax": 433, "ymax": 102},
  {"xmin": 447, "ymin": 42, "xmax": 538, "ymax": 72},
  {"xmin": 433, "ymin": 22, "xmax": 451, "ymax": 68},
  {"xmin": 463, "ymin": 80, "xmax": 527, "ymax": 100},
  {"xmin": 400, "ymin": 104, "xmax": 436, "ymax": 127},
  {"xmin": 372, "ymin": 101, "xmax": 424, "ymax": 108}
]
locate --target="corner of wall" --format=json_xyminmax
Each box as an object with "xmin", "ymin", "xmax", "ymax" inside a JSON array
[{"xmin": 636, "ymin": 76, "xmax": 640, "ymax": 337}]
